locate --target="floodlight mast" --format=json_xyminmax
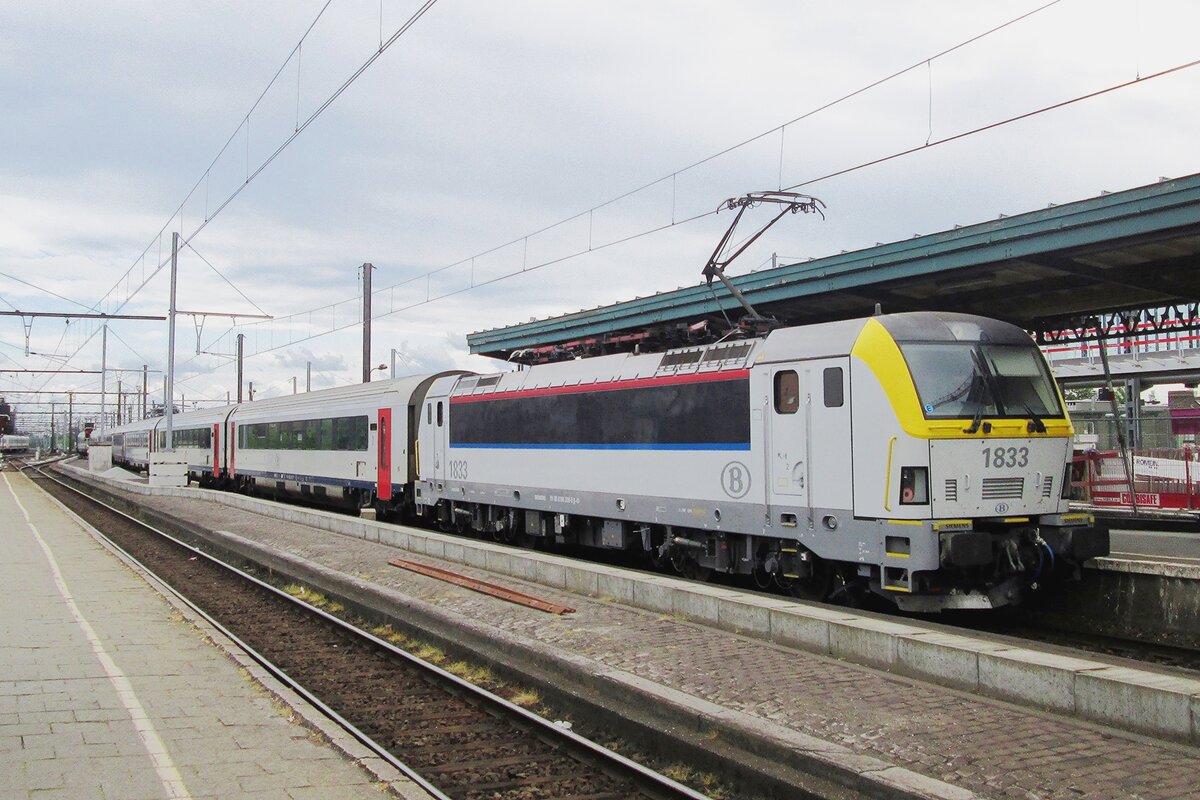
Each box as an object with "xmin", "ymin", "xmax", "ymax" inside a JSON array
[{"xmin": 701, "ymin": 191, "xmax": 825, "ymax": 328}]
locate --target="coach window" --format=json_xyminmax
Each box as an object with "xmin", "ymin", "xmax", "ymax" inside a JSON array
[
  {"xmin": 823, "ymin": 367, "xmax": 844, "ymax": 408},
  {"xmin": 774, "ymin": 370, "xmax": 799, "ymax": 414},
  {"xmin": 437, "ymin": 401, "xmax": 444, "ymax": 427}
]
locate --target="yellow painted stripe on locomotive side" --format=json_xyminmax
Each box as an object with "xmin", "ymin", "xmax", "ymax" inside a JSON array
[
  {"xmin": 850, "ymin": 317, "xmax": 1074, "ymax": 439},
  {"xmin": 852, "ymin": 319, "xmax": 927, "ymax": 437}
]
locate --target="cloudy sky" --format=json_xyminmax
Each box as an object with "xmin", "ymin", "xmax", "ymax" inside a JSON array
[{"xmin": 2, "ymin": 0, "xmax": 1199, "ymax": 429}]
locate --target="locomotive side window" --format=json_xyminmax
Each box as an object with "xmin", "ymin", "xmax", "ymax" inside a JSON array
[
  {"xmin": 823, "ymin": 367, "xmax": 844, "ymax": 408},
  {"xmin": 774, "ymin": 371, "xmax": 799, "ymax": 414},
  {"xmin": 427, "ymin": 403, "xmax": 432, "ymax": 425},
  {"xmin": 437, "ymin": 401, "xmax": 444, "ymax": 427},
  {"xmin": 451, "ymin": 375, "xmax": 750, "ymax": 448}
]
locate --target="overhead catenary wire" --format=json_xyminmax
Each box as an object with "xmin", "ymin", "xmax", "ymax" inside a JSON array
[
  {"xmin": 182, "ymin": 242, "xmax": 271, "ymax": 318},
  {"xmin": 782, "ymin": 56, "xmax": 1200, "ymax": 194},
  {"xmin": 7, "ymin": 0, "xmax": 1063, "ymax": 383},
  {"xmin": 0, "ymin": 271, "xmax": 94, "ymax": 312},
  {"xmin": 90, "ymin": 0, "xmax": 338, "ymax": 319},
  {"xmin": 206, "ymin": 50, "xmax": 1200, "ymax": 368},
  {"xmin": 29, "ymin": 0, "xmax": 442, "ymax": 392},
  {"xmin": 210, "ymin": 0, "xmax": 1073, "ymax": 353}
]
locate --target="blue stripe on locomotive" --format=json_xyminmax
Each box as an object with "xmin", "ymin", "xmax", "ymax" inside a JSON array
[{"xmin": 449, "ymin": 442, "xmax": 750, "ymax": 451}]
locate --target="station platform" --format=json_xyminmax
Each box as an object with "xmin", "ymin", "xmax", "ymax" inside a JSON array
[
  {"xmin": 53, "ymin": 462, "xmax": 1200, "ymax": 800},
  {"xmin": 0, "ymin": 470, "xmax": 427, "ymax": 800}
]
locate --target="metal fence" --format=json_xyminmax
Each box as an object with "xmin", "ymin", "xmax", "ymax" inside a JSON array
[{"xmin": 1072, "ymin": 447, "xmax": 1200, "ymax": 510}]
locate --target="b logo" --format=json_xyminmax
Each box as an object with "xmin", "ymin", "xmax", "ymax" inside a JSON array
[
  {"xmin": 994, "ymin": 502, "xmax": 1009, "ymax": 515},
  {"xmin": 721, "ymin": 462, "xmax": 751, "ymax": 499}
]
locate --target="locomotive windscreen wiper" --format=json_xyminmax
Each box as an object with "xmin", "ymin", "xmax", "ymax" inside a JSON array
[
  {"xmin": 963, "ymin": 349, "xmax": 991, "ymax": 434},
  {"xmin": 1022, "ymin": 403, "xmax": 1047, "ymax": 434}
]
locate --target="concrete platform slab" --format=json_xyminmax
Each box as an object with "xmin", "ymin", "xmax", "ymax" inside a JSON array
[{"xmin": 0, "ymin": 470, "xmax": 428, "ymax": 800}]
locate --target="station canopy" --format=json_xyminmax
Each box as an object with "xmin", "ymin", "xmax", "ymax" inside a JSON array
[{"xmin": 468, "ymin": 173, "xmax": 1200, "ymax": 365}]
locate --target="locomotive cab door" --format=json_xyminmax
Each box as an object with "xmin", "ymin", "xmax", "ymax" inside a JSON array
[
  {"xmin": 416, "ymin": 375, "xmax": 459, "ymax": 485},
  {"xmin": 767, "ymin": 367, "xmax": 810, "ymax": 506}
]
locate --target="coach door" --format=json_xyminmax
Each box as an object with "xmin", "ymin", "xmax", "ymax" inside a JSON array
[
  {"xmin": 377, "ymin": 408, "xmax": 393, "ymax": 501},
  {"xmin": 212, "ymin": 423, "xmax": 221, "ymax": 478},
  {"xmin": 767, "ymin": 367, "xmax": 810, "ymax": 507}
]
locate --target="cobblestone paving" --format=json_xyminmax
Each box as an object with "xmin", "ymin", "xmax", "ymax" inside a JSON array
[{"xmin": 135, "ymin": 491, "xmax": 1200, "ymax": 800}]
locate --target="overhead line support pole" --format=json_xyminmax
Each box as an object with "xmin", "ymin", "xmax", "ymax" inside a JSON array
[
  {"xmin": 362, "ymin": 262, "xmax": 374, "ymax": 383},
  {"xmin": 236, "ymin": 334, "xmax": 245, "ymax": 403},
  {"xmin": 165, "ymin": 232, "xmax": 179, "ymax": 450},
  {"xmin": 100, "ymin": 324, "xmax": 107, "ymax": 433}
]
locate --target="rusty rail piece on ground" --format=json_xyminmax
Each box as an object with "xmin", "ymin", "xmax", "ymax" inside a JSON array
[{"xmin": 389, "ymin": 557, "xmax": 576, "ymax": 615}]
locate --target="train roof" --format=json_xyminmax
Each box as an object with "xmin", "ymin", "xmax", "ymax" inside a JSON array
[{"xmin": 104, "ymin": 372, "xmax": 476, "ymax": 435}]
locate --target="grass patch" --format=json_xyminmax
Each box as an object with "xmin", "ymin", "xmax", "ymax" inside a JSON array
[
  {"xmin": 509, "ymin": 688, "xmax": 540, "ymax": 708},
  {"xmin": 446, "ymin": 660, "xmax": 493, "ymax": 684}
]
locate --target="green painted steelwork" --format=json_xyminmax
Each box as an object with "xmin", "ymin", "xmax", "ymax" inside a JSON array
[{"xmin": 470, "ymin": 174, "xmax": 1200, "ymax": 359}]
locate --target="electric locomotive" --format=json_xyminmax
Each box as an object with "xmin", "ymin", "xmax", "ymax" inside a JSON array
[{"xmin": 415, "ymin": 311, "xmax": 1107, "ymax": 611}]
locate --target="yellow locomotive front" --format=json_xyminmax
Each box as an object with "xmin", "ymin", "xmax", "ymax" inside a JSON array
[{"xmin": 850, "ymin": 313, "xmax": 1108, "ymax": 611}]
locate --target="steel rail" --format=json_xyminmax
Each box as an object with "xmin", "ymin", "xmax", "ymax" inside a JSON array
[
  {"xmin": 389, "ymin": 557, "xmax": 576, "ymax": 614},
  {"xmin": 27, "ymin": 464, "xmax": 712, "ymax": 800}
]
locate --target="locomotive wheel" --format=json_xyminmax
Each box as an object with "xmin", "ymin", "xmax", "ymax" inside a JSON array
[
  {"xmin": 752, "ymin": 565, "xmax": 773, "ymax": 590},
  {"xmin": 683, "ymin": 560, "xmax": 713, "ymax": 582},
  {"xmin": 779, "ymin": 556, "xmax": 833, "ymax": 602},
  {"xmin": 648, "ymin": 546, "xmax": 670, "ymax": 571},
  {"xmin": 671, "ymin": 552, "xmax": 712, "ymax": 582}
]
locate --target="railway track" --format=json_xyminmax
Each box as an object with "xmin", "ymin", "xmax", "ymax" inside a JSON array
[
  {"xmin": 41, "ymin": 453, "xmax": 1200, "ymax": 678},
  {"xmin": 25, "ymin": 464, "xmax": 712, "ymax": 800}
]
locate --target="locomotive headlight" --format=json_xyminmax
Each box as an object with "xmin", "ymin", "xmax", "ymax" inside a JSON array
[{"xmin": 900, "ymin": 467, "xmax": 929, "ymax": 505}]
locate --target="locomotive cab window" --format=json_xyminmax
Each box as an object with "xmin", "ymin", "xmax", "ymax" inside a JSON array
[
  {"xmin": 774, "ymin": 371, "xmax": 799, "ymax": 414},
  {"xmin": 899, "ymin": 341, "xmax": 1061, "ymax": 420},
  {"xmin": 823, "ymin": 367, "xmax": 844, "ymax": 408}
]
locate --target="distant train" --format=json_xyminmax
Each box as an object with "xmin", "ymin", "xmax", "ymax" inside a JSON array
[
  {"xmin": 100, "ymin": 311, "xmax": 1108, "ymax": 612},
  {"xmin": 0, "ymin": 434, "xmax": 31, "ymax": 454}
]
